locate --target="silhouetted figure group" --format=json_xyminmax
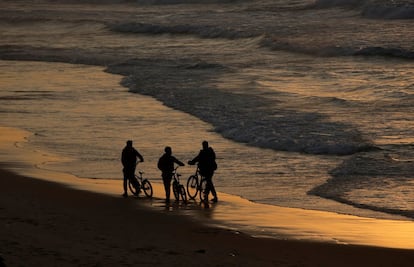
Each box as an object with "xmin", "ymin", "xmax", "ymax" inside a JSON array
[{"xmin": 121, "ymin": 140, "xmax": 218, "ymax": 203}]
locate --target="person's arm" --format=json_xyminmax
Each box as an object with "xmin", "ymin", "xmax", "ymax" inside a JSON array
[
  {"xmin": 157, "ymin": 155, "xmax": 164, "ymax": 171},
  {"xmin": 188, "ymin": 153, "xmax": 200, "ymax": 165},
  {"xmin": 121, "ymin": 150, "xmax": 126, "ymax": 166},
  {"xmin": 173, "ymin": 156, "xmax": 185, "ymax": 166},
  {"xmin": 210, "ymin": 148, "xmax": 216, "ymax": 160},
  {"xmin": 135, "ymin": 150, "xmax": 144, "ymax": 162}
]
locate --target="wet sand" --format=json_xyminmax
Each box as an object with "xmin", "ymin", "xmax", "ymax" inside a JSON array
[
  {"xmin": 2, "ymin": 127, "xmax": 414, "ymax": 266},
  {"xmin": 2, "ymin": 167, "xmax": 414, "ymax": 267}
]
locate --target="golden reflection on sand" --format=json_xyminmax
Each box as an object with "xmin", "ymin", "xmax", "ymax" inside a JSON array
[
  {"xmin": 1, "ymin": 126, "xmax": 414, "ymax": 250},
  {"xmin": 209, "ymin": 193, "xmax": 414, "ymax": 249}
]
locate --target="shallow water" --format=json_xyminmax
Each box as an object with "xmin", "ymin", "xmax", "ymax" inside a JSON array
[{"xmin": 0, "ymin": 60, "xmax": 410, "ymax": 222}]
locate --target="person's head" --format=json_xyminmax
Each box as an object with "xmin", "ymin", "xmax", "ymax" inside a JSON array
[
  {"xmin": 126, "ymin": 140, "xmax": 133, "ymax": 147},
  {"xmin": 164, "ymin": 146, "xmax": 172, "ymax": 155},
  {"xmin": 202, "ymin": 140, "xmax": 209, "ymax": 150}
]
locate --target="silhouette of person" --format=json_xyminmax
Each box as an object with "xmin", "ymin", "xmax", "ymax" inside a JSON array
[
  {"xmin": 121, "ymin": 140, "xmax": 144, "ymax": 197},
  {"xmin": 158, "ymin": 146, "xmax": 185, "ymax": 203},
  {"xmin": 188, "ymin": 141, "xmax": 218, "ymax": 203}
]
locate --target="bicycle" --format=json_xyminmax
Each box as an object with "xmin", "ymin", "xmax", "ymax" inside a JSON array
[
  {"xmin": 186, "ymin": 167, "xmax": 207, "ymax": 201},
  {"xmin": 172, "ymin": 166, "xmax": 187, "ymax": 203},
  {"xmin": 128, "ymin": 170, "xmax": 153, "ymax": 198}
]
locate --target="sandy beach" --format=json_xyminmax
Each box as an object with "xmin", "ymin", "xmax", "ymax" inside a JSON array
[{"xmin": 1, "ymin": 166, "xmax": 414, "ymax": 267}]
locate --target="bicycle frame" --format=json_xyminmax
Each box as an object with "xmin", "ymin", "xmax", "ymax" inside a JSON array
[
  {"xmin": 128, "ymin": 169, "xmax": 153, "ymax": 198},
  {"xmin": 186, "ymin": 166, "xmax": 207, "ymax": 201},
  {"xmin": 172, "ymin": 166, "xmax": 187, "ymax": 203}
]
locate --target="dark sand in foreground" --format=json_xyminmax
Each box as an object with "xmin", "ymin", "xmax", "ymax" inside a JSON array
[{"xmin": 1, "ymin": 167, "xmax": 414, "ymax": 267}]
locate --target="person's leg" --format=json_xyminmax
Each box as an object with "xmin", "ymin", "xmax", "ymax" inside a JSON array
[
  {"xmin": 204, "ymin": 172, "xmax": 217, "ymax": 202},
  {"xmin": 162, "ymin": 173, "xmax": 171, "ymax": 202},
  {"xmin": 130, "ymin": 167, "xmax": 141, "ymax": 194},
  {"xmin": 204, "ymin": 173, "xmax": 213, "ymax": 201},
  {"xmin": 210, "ymin": 174, "xmax": 218, "ymax": 202},
  {"xmin": 122, "ymin": 168, "xmax": 128, "ymax": 197}
]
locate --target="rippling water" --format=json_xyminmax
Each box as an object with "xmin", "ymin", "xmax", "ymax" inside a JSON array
[{"xmin": 0, "ymin": 0, "xmax": 413, "ymax": 220}]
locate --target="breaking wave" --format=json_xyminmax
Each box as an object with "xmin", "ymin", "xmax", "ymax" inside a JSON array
[
  {"xmin": 260, "ymin": 36, "xmax": 414, "ymax": 59},
  {"xmin": 309, "ymin": 148, "xmax": 414, "ymax": 218},
  {"xmin": 107, "ymin": 59, "xmax": 378, "ymax": 156},
  {"xmin": 110, "ymin": 22, "xmax": 414, "ymax": 60}
]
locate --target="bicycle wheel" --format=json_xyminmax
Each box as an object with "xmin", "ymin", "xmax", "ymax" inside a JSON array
[
  {"xmin": 179, "ymin": 185, "xmax": 187, "ymax": 203},
  {"xmin": 142, "ymin": 179, "xmax": 153, "ymax": 198},
  {"xmin": 128, "ymin": 177, "xmax": 140, "ymax": 196},
  {"xmin": 186, "ymin": 175, "xmax": 198, "ymax": 200},
  {"xmin": 199, "ymin": 178, "xmax": 208, "ymax": 201},
  {"xmin": 172, "ymin": 180, "xmax": 180, "ymax": 201}
]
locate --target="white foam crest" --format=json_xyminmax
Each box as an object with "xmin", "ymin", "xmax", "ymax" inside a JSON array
[{"xmin": 217, "ymin": 122, "xmax": 376, "ymax": 155}]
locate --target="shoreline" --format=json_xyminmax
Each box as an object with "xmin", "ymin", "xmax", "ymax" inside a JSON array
[
  {"xmin": 2, "ymin": 126, "xmax": 414, "ymax": 252},
  {"xmin": 1, "ymin": 59, "xmax": 411, "ymax": 223}
]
